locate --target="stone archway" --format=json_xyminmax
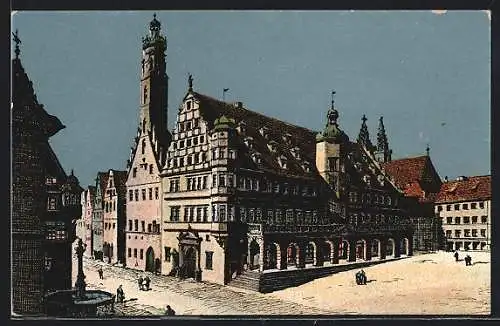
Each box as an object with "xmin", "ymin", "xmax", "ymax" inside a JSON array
[
  {"xmin": 305, "ymin": 242, "xmax": 317, "ymax": 265},
  {"xmin": 386, "ymin": 238, "xmax": 395, "ymax": 257},
  {"xmin": 249, "ymin": 239, "xmax": 260, "ymax": 270},
  {"xmin": 265, "ymin": 242, "xmax": 279, "ymax": 269},
  {"xmin": 400, "ymin": 238, "xmax": 409, "ymax": 256},
  {"xmin": 145, "ymin": 247, "xmax": 155, "ymax": 272},
  {"xmin": 371, "ymin": 239, "xmax": 381, "ymax": 258},
  {"xmin": 287, "ymin": 243, "xmax": 298, "ymax": 266},
  {"xmin": 356, "ymin": 239, "xmax": 366, "ymax": 260},
  {"xmin": 340, "ymin": 240, "xmax": 350, "ymax": 260}
]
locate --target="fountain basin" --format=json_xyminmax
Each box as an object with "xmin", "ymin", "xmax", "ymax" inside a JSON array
[{"xmin": 44, "ymin": 289, "xmax": 115, "ymax": 317}]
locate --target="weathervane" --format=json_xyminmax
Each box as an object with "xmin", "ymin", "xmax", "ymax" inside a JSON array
[{"xmin": 12, "ymin": 29, "xmax": 21, "ymax": 59}]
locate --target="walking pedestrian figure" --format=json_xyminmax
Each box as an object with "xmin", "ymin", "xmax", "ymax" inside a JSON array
[
  {"xmin": 98, "ymin": 267, "xmax": 103, "ymax": 279},
  {"xmin": 454, "ymin": 251, "xmax": 459, "ymax": 262},
  {"xmin": 138, "ymin": 276, "xmax": 144, "ymax": 291},
  {"xmin": 465, "ymin": 255, "xmax": 472, "ymax": 266},
  {"xmin": 116, "ymin": 285, "xmax": 125, "ymax": 303},
  {"xmin": 144, "ymin": 276, "xmax": 151, "ymax": 291},
  {"xmin": 165, "ymin": 305, "xmax": 176, "ymax": 316}
]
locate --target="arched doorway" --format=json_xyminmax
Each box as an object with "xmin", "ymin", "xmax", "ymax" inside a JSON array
[
  {"xmin": 287, "ymin": 243, "xmax": 298, "ymax": 266},
  {"xmin": 184, "ymin": 247, "xmax": 197, "ymax": 278},
  {"xmin": 265, "ymin": 243, "xmax": 279, "ymax": 269},
  {"xmin": 386, "ymin": 238, "xmax": 395, "ymax": 257},
  {"xmin": 322, "ymin": 241, "xmax": 333, "ymax": 262},
  {"xmin": 249, "ymin": 239, "xmax": 260, "ymax": 270},
  {"xmin": 400, "ymin": 238, "xmax": 409, "ymax": 256},
  {"xmin": 356, "ymin": 240, "xmax": 366, "ymax": 260},
  {"xmin": 340, "ymin": 240, "xmax": 349, "ymax": 260},
  {"xmin": 305, "ymin": 242, "xmax": 316, "ymax": 265},
  {"xmin": 371, "ymin": 239, "xmax": 381, "ymax": 258},
  {"xmin": 145, "ymin": 247, "xmax": 155, "ymax": 272}
]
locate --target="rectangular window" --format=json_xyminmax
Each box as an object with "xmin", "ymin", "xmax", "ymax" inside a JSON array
[
  {"xmin": 134, "ymin": 248, "xmax": 137, "ymax": 258},
  {"xmin": 446, "ymin": 205, "xmax": 451, "ymax": 211},
  {"xmin": 446, "ymin": 230, "xmax": 452, "ymax": 238},
  {"xmin": 133, "ymin": 168, "xmax": 137, "ymax": 178},
  {"xmin": 140, "ymin": 249, "xmax": 144, "ymax": 259},
  {"xmin": 142, "ymin": 189, "xmax": 146, "ymax": 200},
  {"xmin": 187, "ymin": 139, "xmax": 192, "ymax": 147},
  {"xmin": 454, "ymin": 204, "xmax": 460, "ymax": 210},
  {"xmin": 128, "ymin": 220, "xmax": 132, "ymax": 231},
  {"xmin": 454, "ymin": 230, "xmax": 461, "ymax": 238},
  {"xmin": 129, "ymin": 190, "xmax": 133, "ymax": 201},
  {"xmin": 219, "ymin": 205, "xmax": 226, "ymax": 222},
  {"xmin": 219, "ymin": 175, "xmax": 226, "ymax": 187},
  {"xmin": 481, "ymin": 216, "xmax": 488, "ymax": 223},
  {"xmin": 141, "ymin": 221, "xmax": 145, "ymax": 232},
  {"xmin": 200, "ymin": 135, "xmax": 204, "ymax": 143},
  {"xmin": 179, "ymin": 140, "xmax": 185, "ymax": 148},
  {"xmin": 480, "ymin": 229, "xmax": 486, "ymax": 237},
  {"xmin": 128, "ymin": 248, "xmax": 131, "ymax": 257},
  {"xmin": 148, "ymin": 224, "xmax": 152, "ymax": 233},
  {"xmin": 187, "ymin": 178, "xmax": 192, "ymax": 190},
  {"xmin": 471, "ymin": 203, "xmax": 477, "ymax": 209},
  {"xmin": 472, "ymin": 229, "xmax": 478, "ymax": 237},
  {"xmin": 446, "ymin": 217, "xmax": 453, "ymax": 224},
  {"xmin": 179, "ymin": 158, "xmax": 184, "ymax": 166},
  {"xmin": 205, "ymin": 251, "xmax": 213, "ymax": 270},
  {"xmin": 149, "ymin": 188, "xmax": 153, "ymax": 200},
  {"xmin": 197, "ymin": 207, "xmax": 202, "ymax": 222},
  {"xmin": 155, "ymin": 187, "xmax": 159, "ymax": 199},
  {"xmin": 203, "ymin": 206, "xmax": 208, "ymax": 222},
  {"xmin": 463, "ymin": 216, "xmax": 470, "ymax": 224},
  {"xmin": 134, "ymin": 219, "xmax": 138, "ymax": 231},
  {"xmin": 165, "ymin": 247, "xmax": 171, "ymax": 262},
  {"xmin": 134, "ymin": 189, "xmax": 139, "ymax": 201},
  {"xmin": 437, "ymin": 205, "xmax": 443, "ymax": 212},
  {"xmin": 464, "ymin": 229, "xmax": 471, "ymax": 237},
  {"xmin": 454, "ymin": 216, "xmax": 461, "ymax": 224},
  {"xmin": 463, "ymin": 203, "xmax": 468, "ymax": 210},
  {"xmin": 479, "ymin": 202, "xmax": 485, "ymax": 209},
  {"xmin": 170, "ymin": 206, "xmax": 180, "ymax": 222},
  {"xmin": 203, "ymin": 176, "xmax": 207, "ymax": 189}
]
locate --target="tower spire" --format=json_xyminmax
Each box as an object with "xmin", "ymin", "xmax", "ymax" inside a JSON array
[
  {"xmin": 375, "ymin": 116, "xmax": 392, "ymax": 162},
  {"xmin": 331, "ymin": 90, "xmax": 336, "ymax": 109},
  {"xmin": 426, "ymin": 143, "xmax": 430, "ymax": 156},
  {"xmin": 188, "ymin": 73, "xmax": 193, "ymax": 91},
  {"xmin": 357, "ymin": 114, "xmax": 373, "ymax": 150},
  {"xmin": 12, "ymin": 29, "xmax": 21, "ymax": 59}
]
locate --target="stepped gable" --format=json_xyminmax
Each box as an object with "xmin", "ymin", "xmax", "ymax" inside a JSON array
[
  {"xmin": 112, "ymin": 170, "xmax": 128, "ymax": 198},
  {"xmin": 435, "ymin": 175, "xmax": 491, "ymax": 204},
  {"xmin": 193, "ymin": 92, "xmax": 320, "ymax": 180},
  {"xmin": 97, "ymin": 171, "xmax": 109, "ymax": 198}
]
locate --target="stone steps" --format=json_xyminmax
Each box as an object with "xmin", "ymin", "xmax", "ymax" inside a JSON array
[{"xmin": 228, "ymin": 271, "xmax": 261, "ymax": 292}]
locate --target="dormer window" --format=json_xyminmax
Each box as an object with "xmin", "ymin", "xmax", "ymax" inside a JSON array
[
  {"xmin": 237, "ymin": 121, "xmax": 247, "ymax": 134},
  {"xmin": 244, "ymin": 137, "xmax": 254, "ymax": 149},
  {"xmin": 268, "ymin": 140, "xmax": 278, "ymax": 153},
  {"xmin": 259, "ymin": 126, "xmax": 269, "ymax": 139},
  {"xmin": 251, "ymin": 153, "xmax": 262, "ymax": 164},
  {"xmin": 291, "ymin": 146, "xmax": 301, "ymax": 160},
  {"xmin": 278, "ymin": 155, "xmax": 288, "ymax": 169},
  {"xmin": 186, "ymin": 101, "xmax": 192, "ymax": 110}
]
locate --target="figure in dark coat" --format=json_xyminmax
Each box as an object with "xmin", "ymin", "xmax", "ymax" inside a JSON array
[
  {"xmin": 165, "ymin": 305, "xmax": 176, "ymax": 315},
  {"xmin": 138, "ymin": 276, "xmax": 144, "ymax": 290},
  {"xmin": 454, "ymin": 251, "xmax": 459, "ymax": 262},
  {"xmin": 116, "ymin": 285, "xmax": 125, "ymax": 303},
  {"xmin": 144, "ymin": 276, "xmax": 151, "ymax": 290}
]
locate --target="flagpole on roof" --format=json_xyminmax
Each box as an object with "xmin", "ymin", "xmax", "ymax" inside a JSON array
[{"xmin": 223, "ymin": 88, "xmax": 230, "ymax": 101}]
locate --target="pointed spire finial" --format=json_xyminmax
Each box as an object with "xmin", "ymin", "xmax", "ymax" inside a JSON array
[
  {"xmin": 12, "ymin": 29, "xmax": 21, "ymax": 59},
  {"xmin": 362, "ymin": 114, "xmax": 367, "ymax": 124},
  {"xmin": 188, "ymin": 73, "xmax": 193, "ymax": 91},
  {"xmin": 153, "ymin": 12, "xmax": 157, "ymax": 19},
  {"xmin": 426, "ymin": 143, "xmax": 430, "ymax": 156},
  {"xmin": 331, "ymin": 90, "xmax": 336, "ymax": 108}
]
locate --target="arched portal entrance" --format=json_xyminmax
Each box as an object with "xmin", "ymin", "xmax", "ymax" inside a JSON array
[
  {"xmin": 356, "ymin": 240, "xmax": 366, "ymax": 260},
  {"xmin": 340, "ymin": 240, "xmax": 350, "ymax": 260},
  {"xmin": 322, "ymin": 241, "xmax": 333, "ymax": 262},
  {"xmin": 184, "ymin": 247, "xmax": 197, "ymax": 278},
  {"xmin": 145, "ymin": 247, "xmax": 155, "ymax": 272},
  {"xmin": 249, "ymin": 239, "xmax": 260, "ymax": 270},
  {"xmin": 305, "ymin": 242, "xmax": 316, "ymax": 265},
  {"xmin": 265, "ymin": 243, "xmax": 279, "ymax": 269},
  {"xmin": 371, "ymin": 239, "xmax": 381, "ymax": 258},
  {"xmin": 400, "ymin": 238, "xmax": 409, "ymax": 256},
  {"xmin": 386, "ymin": 238, "xmax": 395, "ymax": 257},
  {"xmin": 287, "ymin": 243, "xmax": 298, "ymax": 266}
]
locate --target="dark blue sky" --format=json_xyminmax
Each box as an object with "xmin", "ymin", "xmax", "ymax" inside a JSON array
[{"xmin": 12, "ymin": 11, "xmax": 491, "ymax": 187}]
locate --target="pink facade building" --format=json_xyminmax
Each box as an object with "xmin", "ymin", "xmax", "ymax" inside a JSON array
[
  {"xmin": 102, "ymin": 170, "xmax": 127, "ymax": 264},
  {"xmin": 125, "ymin": 15, "xmax": 170, "ymax": 272}
]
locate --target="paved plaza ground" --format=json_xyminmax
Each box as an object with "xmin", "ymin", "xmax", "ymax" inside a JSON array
[{"xmin": 73, "ymin": 250, "xmax": 490, "ymax": 316}]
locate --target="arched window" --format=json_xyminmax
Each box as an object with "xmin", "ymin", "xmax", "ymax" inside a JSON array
[{"xmin": 143, "ymin": 86, "xmax": 148, "ymax": 104}]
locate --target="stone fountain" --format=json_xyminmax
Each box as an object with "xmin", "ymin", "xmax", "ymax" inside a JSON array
[{"xmin": 44, "ymin": 239, "xmax": 115, "ymax": 317}]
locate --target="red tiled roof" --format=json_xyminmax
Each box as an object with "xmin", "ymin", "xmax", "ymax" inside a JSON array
[
  {"xmin": 193, "ymin": 92, "xmax": 319, "ymax": 179},
  {"xmin": 435, "ymin": 175, "xmax": 491, "ymax": 203},
  {"xmin": 382, "ymin": 156, "xmax": 428, "ymax": 189}
]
